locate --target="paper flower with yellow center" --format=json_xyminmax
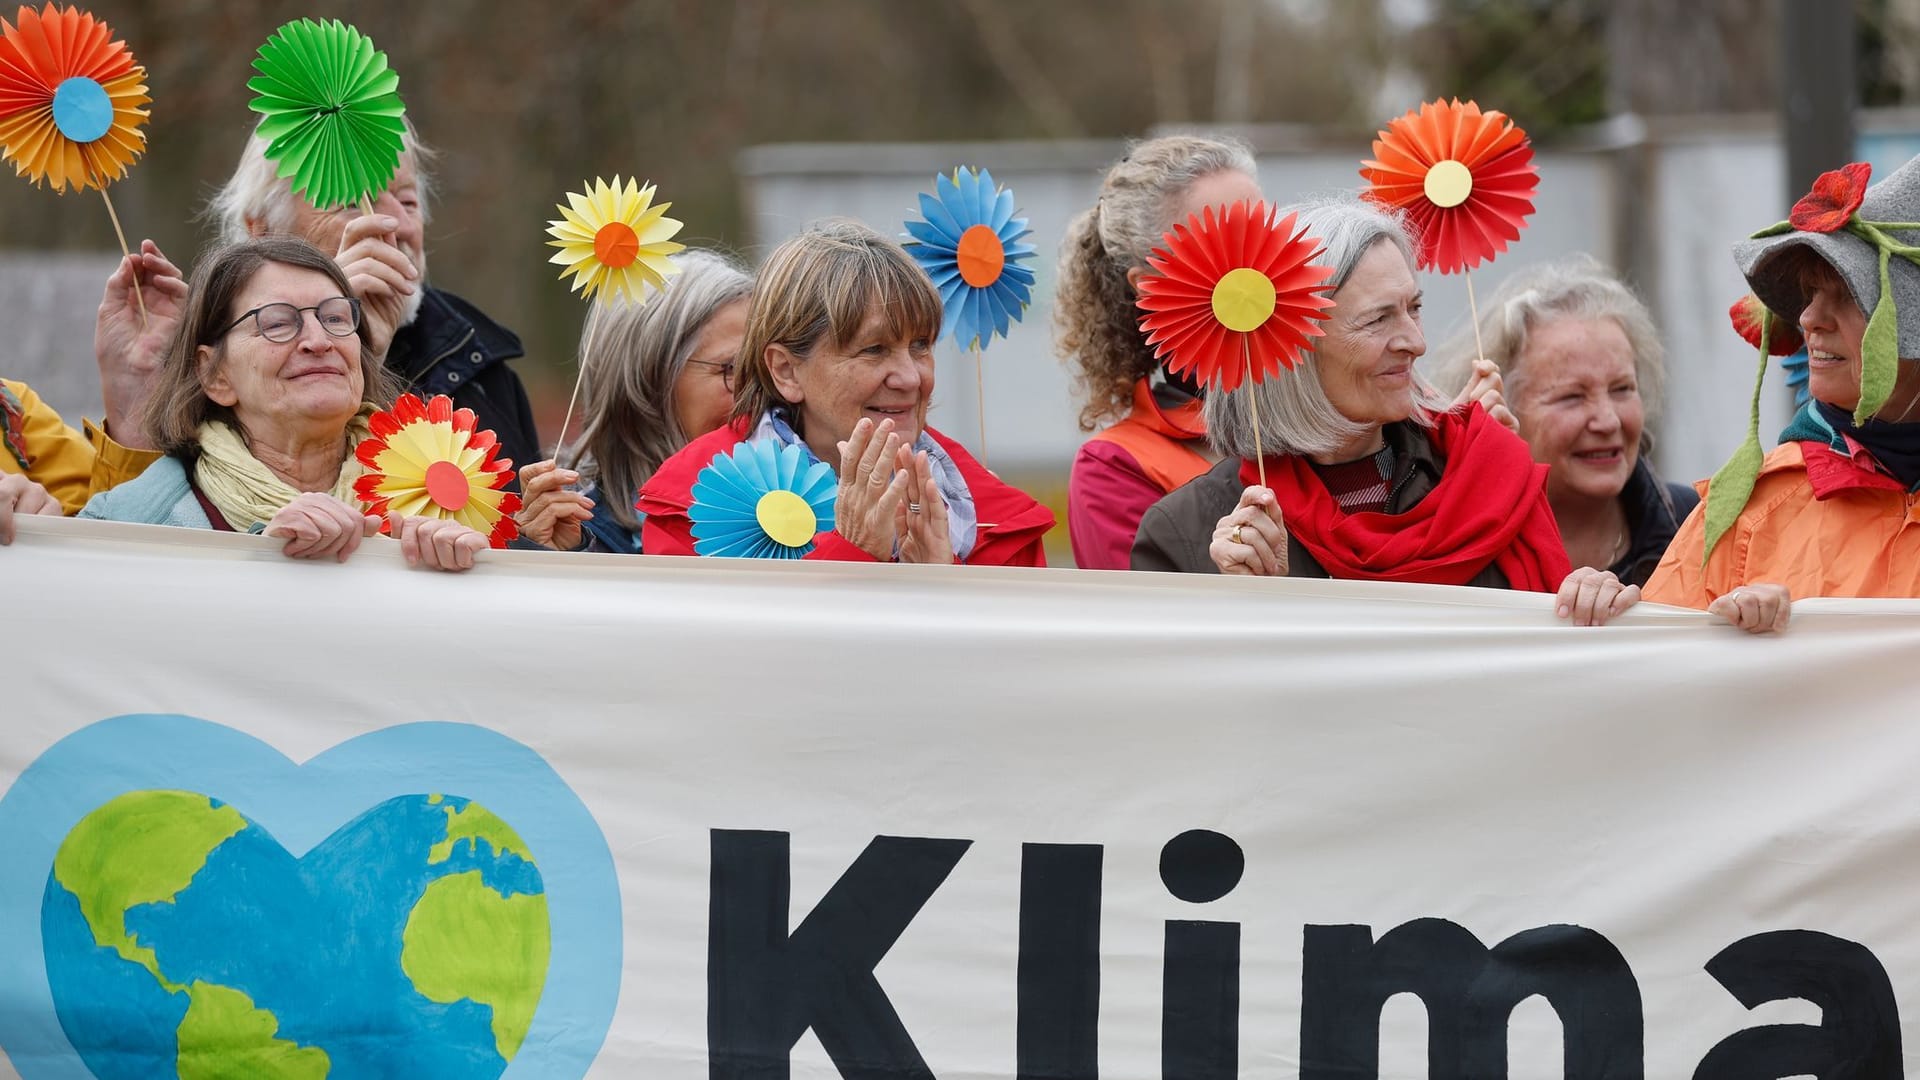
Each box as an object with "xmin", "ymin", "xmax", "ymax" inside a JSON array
[
  {"xmin": 688, "ymin": 441, "xmax": 837, "ymax": 559},
  {"xmin": 1360, "ymin": 98, "xmax": 1538, "ymax": 275},
  {"xmin": 546, "ymin": 176, "xmax": 686, "ymax": 305},
  {"xmin": 0, "ymin": 3, "xmax": 149, "ymax": 193},
  {"xmin": 1136, "ymin": 200, "xmax": 1335, "ymax": 394},
  {"xmin": 903, "ymin": 166, "xmax": 1037, "ymax": 351},
  {"xmin": 354, "ymin": 393, "xmax": 521, "ymax": 548}
]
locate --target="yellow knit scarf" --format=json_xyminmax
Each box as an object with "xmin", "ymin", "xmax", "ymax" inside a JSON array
[{"xmin": 192, "ymin": 405, "xmax": 375, "ymax": 532}]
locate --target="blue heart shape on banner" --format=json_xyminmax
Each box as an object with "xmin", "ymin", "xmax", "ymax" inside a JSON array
[{"xmin": 0, "ymin": 716, "xmax": 620, "ymax": 1080}]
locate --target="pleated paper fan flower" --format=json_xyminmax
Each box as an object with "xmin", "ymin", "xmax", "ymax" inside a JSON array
[
  {"xmin": 688, "ymin": 441, "xmax": 837, "ymax": 560},
  {"xmin": 903, "ymin": 166, "xmax": 1037, "ymax": 351},
  {"xmin": 547, "ymin": 176, "xmax": 686, "ymax": 305},
  {"xmin": 247, "ymin": 18, "xmax": 407, "ymax": 211},
  {"xmin": 1135, "ymin": 200, "xmax": 1336, "ymax": 393},
  {"xmin": 1361, "ymin": 98, "xmax": 1538, "ymax": 275},
  {"xmin": 354, "ymin": 393, "xmax": 521, "ymax": 548},
  {"xmin": 0, "ymin": 3, "xmax": 149, "ymax": 193}
]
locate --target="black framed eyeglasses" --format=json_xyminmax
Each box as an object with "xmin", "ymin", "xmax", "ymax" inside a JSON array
[
  {"xmin": 218, "ymin": 297, "xmax": 361, "ymax": 344},
  {"xmin": 685, "ymin": 358, "xmax": 736, "ymax": 391}
]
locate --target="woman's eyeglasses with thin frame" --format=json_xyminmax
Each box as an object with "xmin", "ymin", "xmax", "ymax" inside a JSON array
[
  {"xmin": 684, "ymin": 358, "xmax": 736, "ymax": 391},
  {"xmin": 218, "ymin": 297, "xmax": 362, "ymax": 344}
]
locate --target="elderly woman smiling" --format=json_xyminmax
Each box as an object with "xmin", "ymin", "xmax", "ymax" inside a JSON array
[
  {"xmin": 1132, "ymin": 194, "xmax": 1638, "ymax": 625},
  {"xmin": 81, "ymin": 237, "xmax": 488, "ymax": 570},
  {"xmin": 639, "ymin": 221, "xmax": 1055, "ymax": 564},
  {"xmin": 1431, "ymin": 257, "xmax": 1698, "ymax": 586}
]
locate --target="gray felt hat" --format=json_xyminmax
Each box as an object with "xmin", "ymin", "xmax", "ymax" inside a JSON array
[{"xmin": 1733, "ymin": 154, "xmax": 1920, "ymax": 361}]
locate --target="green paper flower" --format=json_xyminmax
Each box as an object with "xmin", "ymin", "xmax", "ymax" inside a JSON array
[{"xmin": 246, "ymin": 19, "xmax": 406, "ymax": 211}]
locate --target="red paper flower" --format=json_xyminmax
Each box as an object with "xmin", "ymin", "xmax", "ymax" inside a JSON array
[
  {"xmin": 354, "ymin": 393, "xmax": 521, "ymax": 547},
  {"xmin": 1788, "ymin": 161, "xmax": 1871, "ymax": 233},
  {"xmin": 1360, "ymin": 99, "xmax": 1538, "ymax": 275},
  {"xmin": 1729, "ymin": 294, "xmax": 1804, "ymax": 356},
  {"xmin": 1135, "ymin": 200, "xmax": 1335, "ymax": 393}
]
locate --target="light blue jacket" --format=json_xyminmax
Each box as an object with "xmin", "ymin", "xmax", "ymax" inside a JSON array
[{"xmin": 78, "ymin": 455, "xmax": 213, "ymax": 529}]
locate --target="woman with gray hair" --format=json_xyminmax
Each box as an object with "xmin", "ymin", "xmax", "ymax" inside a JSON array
[
  {"xmin": 516, "ymin": 250, "xmax": 753, "ymax": 552},
  {"xmin": 1429, "ymin": 256, "xmax": 1696, "ymax": 586},
  {"xmin": 1132, "ymin": 194, "xmax": 1640, "ymax": 625}
]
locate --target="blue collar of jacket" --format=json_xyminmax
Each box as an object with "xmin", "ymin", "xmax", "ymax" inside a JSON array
[{"xmin": 382, "ymin": 286, "xmax": 524, "ymax": 397}]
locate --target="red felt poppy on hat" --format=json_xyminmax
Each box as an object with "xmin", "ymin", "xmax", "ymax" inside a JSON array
[
  {"xmin": 1729, "ymin": 294, "xmax": 1805, "ymax": 356},
  {"xmin": 1135, "ymin": 200, "xmax": 1335, "ymax": 394},
  {"xmin": 1788, "ymin": 161, "xmax": 1871, "ymax": 233}
]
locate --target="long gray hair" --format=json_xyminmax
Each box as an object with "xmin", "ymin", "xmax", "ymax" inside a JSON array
[
  {"xmin": 563, "ymin": 249, "xmax": 753, "ymax": 534},
  {"xmin": 1205, "ymin": 193, "xmax": 1449, "ymax": 460}
]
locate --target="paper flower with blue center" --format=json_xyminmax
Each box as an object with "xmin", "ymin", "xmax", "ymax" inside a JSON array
[
  {"xmin": 354, "ymin": 393, "xmax": 521, "ymax": 548},
  {"xmin": 0, "ymin": 3, "xmax": 149, "ymax": 193},
  {"xmin": 547, "ymin": 175, "xmax": 686, "ymax": 305},
  {"xmin": 903, "ymin": 166, "xmax": 1037, "ymax": 351},
  {"xmin": 688, "ymin": 441, "xmax": 837, "ymax": 559}
]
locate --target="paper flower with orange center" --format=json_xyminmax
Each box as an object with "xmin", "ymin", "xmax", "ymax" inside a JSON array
[
  {"xmin": 1135, "ymin": 200, "xmax": 1335, "ymax": 393},
  {"xmin": 0, "ymin": 3, "xmax": 149, "ymax": 193},
  {"xmin": 354, "ymin": 393, "xmax": 521, "ymax": 548},
  {"xmin": 546, "ymin": 175, "xmax": 686, "ymax": 305},
  {"xmin": 1361, "ymin": 98, "xmax": 1537, "ymax": 275},
  {"xmin": 903, "ymin": 166, "xmax": 1037, "ymax": 351}
]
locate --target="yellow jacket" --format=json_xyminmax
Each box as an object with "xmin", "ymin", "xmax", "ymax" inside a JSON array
[{"xmin": 2, "ymin": 378, "xmax": 161, "ymax": 515}]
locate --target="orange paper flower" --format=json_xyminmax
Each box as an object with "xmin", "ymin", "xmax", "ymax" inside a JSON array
[
  {"xmin": 354, "ymin": 393, "xmax": 521, "ymax": 548},
  {"xmin": 1135, "ymin": 200, "xmax": 1335, "ymax": 393},
  {"xmin": 1361, "ymin": 98, "xmax": 1537, "ymax": 275},
  {"xmin": 0, "ymin": 3, "xmax": 148, "ymax": 192}
]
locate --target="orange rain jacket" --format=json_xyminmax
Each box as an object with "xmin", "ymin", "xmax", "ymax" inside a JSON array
[{"xmin": 1644, "ymin": 440, "xmax": 1920, "ymax": 605}]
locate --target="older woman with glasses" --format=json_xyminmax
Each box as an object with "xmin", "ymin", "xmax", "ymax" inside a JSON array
[
  {"xmin": 79, "ymin": 237, "xmax": 489, "ymax": 570},
  {"xmin": 515, "ymin": 250, "xmax": 753, "ymax": 553}
]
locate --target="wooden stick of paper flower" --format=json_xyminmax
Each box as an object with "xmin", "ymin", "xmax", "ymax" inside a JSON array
[
  {"xmin": 0, "ymin": 3, "xmax": 152, "ymax": 322},
  {"xmin": 354, "ymin": 393, "xmax": 522, "ymax": 548},
  {"xmin": 1361, "ymin": 98, "xmax": 1538, "ymax": 365},
  {"xmin": 246, "ymin": 19, "xmax": 406, "ymax": 216},
  {"xmin": 903, "ymin": 166, "xmax": 1037, "ymax": 464},
  {"xmin": 545, "ymin": 175, "xmax": 685, "ymax": 459},
  {"xmin": 1136, "ymin": 200, "xmax": 1335, "ymax": 488}
]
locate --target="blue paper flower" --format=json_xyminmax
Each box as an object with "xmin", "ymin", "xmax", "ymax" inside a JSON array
[
  {"xmin": 689, "ymin": 440, "xmax": 837, "ymax": 559},
  {"xmin": 903, "ymin": 166, "xmax": 1037, "ymax": 351}
]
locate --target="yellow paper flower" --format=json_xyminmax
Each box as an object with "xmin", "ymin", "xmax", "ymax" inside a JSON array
[
  {"xmin": 546, "ymin": 176, "xmax": 686, "ymax": 304},
  {"xmin": 354, "ymin": 394, "xmax": 521, "ymax": 548}
]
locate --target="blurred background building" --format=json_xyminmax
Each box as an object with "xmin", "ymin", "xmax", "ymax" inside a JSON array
[{"xmin": 4, "ymin": 0, "xmax": 1916, "ymax": 563}]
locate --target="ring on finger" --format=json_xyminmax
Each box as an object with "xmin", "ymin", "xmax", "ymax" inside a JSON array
[
  {"xmin": 908, "ymin": 502, "xmax": 922, "ymax": 513},
  {"xmin": 1230, "ymin": 525, "xmax": 1245, "ymax": 545}
]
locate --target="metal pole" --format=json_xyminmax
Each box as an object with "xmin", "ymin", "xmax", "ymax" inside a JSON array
[{"xmin": 1781, "ymin": 0, "xmax": 1857, "ymax": 200}]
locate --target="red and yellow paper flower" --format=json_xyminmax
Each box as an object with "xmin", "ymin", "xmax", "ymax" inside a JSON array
[
  {"xmin": 354, "ymin": 393, "xmax": 521, "ymax": 548},
  {"xmin": 546, "ymin": 175, "xmax": 686, "ymax": 305},
  {"xmin": 1135, "ymin": 200, "xmax": 1335, "ymax": 393},
  {"xmin": 1361, "ymin": 98, "xmax": 1537, "ymax": 275},
  {"xmin": 0, "ymin": 3, "xmax": 149, "ymax": 192}
]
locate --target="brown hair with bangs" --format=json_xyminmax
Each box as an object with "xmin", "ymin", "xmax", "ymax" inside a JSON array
[{"xmin": 729, "ymin": 220, "xmax": 943, "ymax": 436}]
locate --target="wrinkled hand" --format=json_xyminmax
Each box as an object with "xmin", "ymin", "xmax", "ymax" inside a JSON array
[
  {"xmin": 388, "ymin": 513, "xmax": 488, "ymax": 572},
  {"xmin": 335, "ymin": 213, "xmax": 419, "ymax": 360},
  {"xmin": 833, "ymin": 417, "xmax": 908, "ymax": 560},
  {"xmin": 1706, "ymin": 582, "xmax": 1791, "ymax": 634},
  {"xmin": 263, "ymin": 492, "xmax": 381, "ymax": 562},
  {"xmin": 95, "ymin": 240, "xmax": 188, "ymax": 448},
  {"xmin": 0, "ymin": 473, "xmax": 62, "ymax": 545},
  {"xmin": 1209, "ymin": 485, "xmax": 1288, "ymax": 576},
  {"xmin": 1453, "ymin": 358, "xmax": 1519, "ymax": 435},
  {"xmin": 1555, "ymin": 566, "xmax": 1641, "ymax": 626},
  {"xmin": 894, "ymin": 447, "xmax": 954, "ymax": 564},
  {"xmin": 517, "ymin": 459, "xmax": 594, "ymax": 550}
]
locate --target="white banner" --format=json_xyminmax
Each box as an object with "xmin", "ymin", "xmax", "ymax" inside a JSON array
[{"xmin": 4, "ymin": 514, "xmax": 1920, "ymax": 1080}]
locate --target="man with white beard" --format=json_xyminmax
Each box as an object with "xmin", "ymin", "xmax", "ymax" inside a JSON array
[{"xmin": 208, "ymin": 127, "xmax": 541, "ymax": 483}]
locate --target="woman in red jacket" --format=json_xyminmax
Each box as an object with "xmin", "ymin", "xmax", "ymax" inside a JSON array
[{"xmin": 638, "ymin": 221, "xmax": 1055, "ymax": 566}]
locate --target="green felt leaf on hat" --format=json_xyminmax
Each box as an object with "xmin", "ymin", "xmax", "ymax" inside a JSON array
[
  {"xmin": 1749, "ymin": 220, "xmax": 1795, "ymax": 239},
  {"xmin": 1701, "ymin": 316, "xmax": 1773, "ymax": 567},
  {"xmin": 1855, "ymin": 245, "xmax": 1899, "ymax": 424},
  {"xmin": 246, "ymin": 18, "xmax": 407, "ymax": 210}
]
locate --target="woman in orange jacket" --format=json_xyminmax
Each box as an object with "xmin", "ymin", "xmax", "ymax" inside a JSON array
[{"xmin": 1645, "ymin": 156, "xmax": 1920, "ymax": 627}]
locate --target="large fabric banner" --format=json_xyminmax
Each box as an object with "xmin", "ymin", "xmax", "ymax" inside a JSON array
[{"xmin": 3, "ymin": 515, "xmax": 1919, "ymax": 1080}]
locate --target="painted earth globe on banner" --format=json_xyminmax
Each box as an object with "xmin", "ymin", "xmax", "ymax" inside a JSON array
[{"xmin": 41, "ymin": 789, "xmax": 549, "ymax": 1078}]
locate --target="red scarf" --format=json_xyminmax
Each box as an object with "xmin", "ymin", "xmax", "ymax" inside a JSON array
[{"xmin": 1239, "ymin": 405, "xmax": 1570, "ymax": 591}]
